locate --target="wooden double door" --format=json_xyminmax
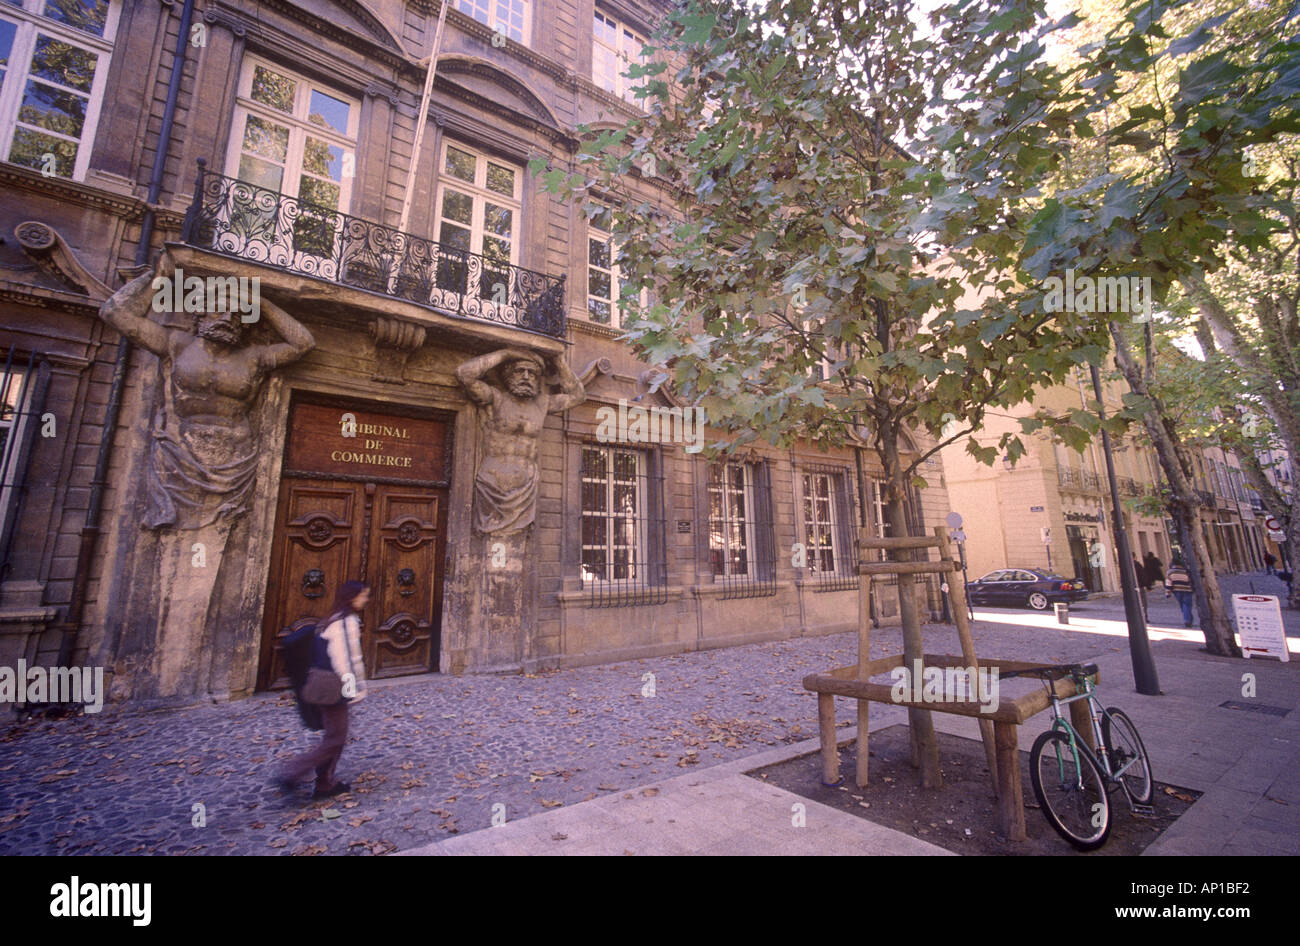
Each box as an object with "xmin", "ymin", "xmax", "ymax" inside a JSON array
[{"xmin": 258, "ymin": 401, "xmax": 452, "ymax": 690}]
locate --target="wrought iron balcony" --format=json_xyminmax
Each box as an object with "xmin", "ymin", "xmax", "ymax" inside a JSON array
[
  {"xmin": 179, "ymin": 160, "xmax": 566, "ymax": 339},
  {"xmin": 1196, "ymin": 489, "xmax": 1216, "ymax": 507},
  {"xmin": 1057, "ymin": 466, "xmax": 1082, "ymax": 489},
  {"xmin": 1117, "ymin": 476, "xmax": 1143, "ymax": 497}
]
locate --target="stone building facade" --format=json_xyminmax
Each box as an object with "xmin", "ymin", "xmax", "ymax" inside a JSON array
[
  {"xmin": 0, "ymin": 0, "xmax": 951, "ymax": 707},
  {"xmin": 942, "ymin": 366, "xmax": 1266, "ymax": 590}
]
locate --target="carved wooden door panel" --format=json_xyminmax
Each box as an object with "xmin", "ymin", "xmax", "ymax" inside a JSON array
[
  {"xmin": 258, "ymin": 479, "xmax": 365, "ymax": 690},
  {"xmin": 365, "ymin": 484, "xmax": 447, "ymax": 678}
]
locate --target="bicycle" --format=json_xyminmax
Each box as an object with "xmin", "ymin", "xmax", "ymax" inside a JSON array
[{"xmin": 1002, "ymin": 662, "xmax": 1154, "ymax": 850}]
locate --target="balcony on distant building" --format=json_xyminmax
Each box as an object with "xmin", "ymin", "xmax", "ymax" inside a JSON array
[
  {"xmin": 179, "ymin": 161, "xmax": 566, "ymax": 339},
  {"xmin": 1057, "ymin": 466, "xmax": 1082, "ymax": 490},
  {"xmin": 1117, "ymin": 476, "xmax": 1143, "ymax": 497}
]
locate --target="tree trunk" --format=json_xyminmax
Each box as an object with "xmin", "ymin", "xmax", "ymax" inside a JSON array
[
  {"xmin": 1109, "ymin": 322, "xmax": 1241, "ymax": 656},
  {"xmin": 1188, "ymin": 279, "xmax": 1300, "ymax": 609},
  {"xmin": 880, "ymin": 421, "xmax": 943, "ymax": 789}
]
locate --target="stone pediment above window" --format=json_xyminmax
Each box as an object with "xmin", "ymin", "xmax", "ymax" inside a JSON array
[
  {"xmin": 436, "ymin": 58, "xmax": 559, "ymax": 130},
  {"xmin": 223, "ymin": 0, "xmax": 407, "ymax": 57}
]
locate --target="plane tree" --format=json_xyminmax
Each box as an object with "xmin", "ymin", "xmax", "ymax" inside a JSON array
[{"xmin": 536, "ymin": 0, "xmax": 1299, "ymax": 780}]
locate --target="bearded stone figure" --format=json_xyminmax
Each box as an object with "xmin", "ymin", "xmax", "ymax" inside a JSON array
[
  {"xmin": 98, "ymin": 264, "xmax": 315, "ymax": 529},
  {"xmin": 455, "ymin": 348, "xmax": 585, "ymax": 534},
  {"xmin": 94, "ymin": 259, "xmax": 313, "ymax": 700}
]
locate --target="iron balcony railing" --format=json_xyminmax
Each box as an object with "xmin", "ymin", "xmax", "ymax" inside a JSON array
[
  {"xmin": 1117, "ymin": 476, "xmax": 1143, "ymax": 497},
  {"xmin": 1057, "ymin": 466, "xmax": 1082, "ymax": 489},
  {"xmin": 180, "ymin": 160, "xmax": 566, "ymax": 339}
]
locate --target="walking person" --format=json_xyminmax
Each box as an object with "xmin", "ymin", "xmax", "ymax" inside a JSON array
[
  {"xmin": 1143, "ymin": 551, "xmax": 1164, "ymax": 591},
  {"xmin": 1164, "ymin": 554, "xmax": 1196, "ymax": 628},
  {"xmin": 1131, "ymin": 555, "xmax": 1146, "ymax": 589},
  {"xmin": 276, "ymin": 581, "xmax": 369, "ymax": 799},
  {"xmin": 1263, "ymin": 551, "xmax": 1276, "ymax": 576}
]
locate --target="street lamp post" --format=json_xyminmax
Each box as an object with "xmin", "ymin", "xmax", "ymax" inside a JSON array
[{"xmin": 1091, "ymin": 363, "xmax": 1161, "ymax": 695}]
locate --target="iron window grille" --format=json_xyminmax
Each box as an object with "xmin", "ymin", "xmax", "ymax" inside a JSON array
[
  {"xmin": 800, "ymin": 463, "xmax": 858, "ymax": 592},
  {"xmin": 708, "ymin": 459, "xmax": 777, "ymax": 599},
  {"xmin": 0, "ymin": 349, "xmax": 48, "ymax": 579},
  {"xmin": 580, "ymin": 443, "xmax": 667, "ymax": 607}
]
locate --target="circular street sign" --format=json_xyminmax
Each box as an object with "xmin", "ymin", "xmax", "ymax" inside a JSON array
[
  {"xmin": 946, "ymin": 512, "xmax": 963, "ymax": 529},
  {"xmin": 1264, "ymin": 516, "xmax": 1281, "ymax": 532}
]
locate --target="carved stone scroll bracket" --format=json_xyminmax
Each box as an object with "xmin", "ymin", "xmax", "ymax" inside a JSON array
[
  {"xmin": 578, "ymin": 357, "xmax": 613, "ymax": 388},
  {"xmin": 369, "ymin": 315, "xmax": 427, "ymax": 384},
  {"xmin": 13, "ymin": 221, "xmax": 112, "ymax": 302}
]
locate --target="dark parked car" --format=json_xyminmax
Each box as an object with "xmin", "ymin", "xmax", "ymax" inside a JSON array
[{"xmin": 965, "ymin": 568, "xmax": 1090, "ymax": 611}]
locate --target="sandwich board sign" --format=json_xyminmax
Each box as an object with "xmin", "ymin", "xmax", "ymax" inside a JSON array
[{"xmin": 1232, "ymin": 595, "xmax": 1290, "ymax": 662}]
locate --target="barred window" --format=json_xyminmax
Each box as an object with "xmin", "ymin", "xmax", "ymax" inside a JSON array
[
  {"xmin": 581, "ymin": 444, "xmax": 666, "ymax": 606},
  {"xmin": 0, "ymin": 351, "xmax": 44, "ymax": 564},
  {"xmin": 708, "ymin": 460, "xmax": 776, "ymax": 597},
  {"xmin": 801, "ymin": 465, "xmax": 856, "ymax": 591}
]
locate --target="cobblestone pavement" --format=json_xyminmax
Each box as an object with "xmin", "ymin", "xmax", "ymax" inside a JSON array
[{"xmin": 0, "ymin": 585, "xmax": 1279, "ymax": 856}]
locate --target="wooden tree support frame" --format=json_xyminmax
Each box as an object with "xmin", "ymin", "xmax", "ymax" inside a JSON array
[{"xmin": 802, "ymin": 526, "xmax": 1096, "ymax": 841}]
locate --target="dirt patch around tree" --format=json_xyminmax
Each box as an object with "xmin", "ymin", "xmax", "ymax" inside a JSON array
[{"xmin": 747, "ymin": 724, "xmax": 1200, "ymax": 855}]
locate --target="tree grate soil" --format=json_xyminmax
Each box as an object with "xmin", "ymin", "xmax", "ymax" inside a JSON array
[{"xmin": 746, "ymin": 724, "xmax": 1201, "ymax": 855}]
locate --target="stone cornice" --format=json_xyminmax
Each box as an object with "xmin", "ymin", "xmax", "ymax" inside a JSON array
[
  {"xmin": 210, "ymin": 0, "xmax": 409, "ymax": 65},
  {"xmin": 0, "ymin": 162, "xmax": 146, "ymax": 220},
  {"xmin": 0, "ymin": 280, "xmax": 101, "ymax": 315},
  {"xmin": 569, "ymin": 316, "xmax": 623, "ymax": 342},
  {"xmin": 430, "ymin": 4, "xmax": 575, "ymax": 86},
  {"xmin": 364, "ymin": 80, "xmax": 402, "ymax": 107}
]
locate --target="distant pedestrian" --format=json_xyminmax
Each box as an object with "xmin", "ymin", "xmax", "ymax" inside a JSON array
[
  {"xmin": 1263, "ymin": 552, "xmax": 1276, "ymax": 575},
  {"xmin": 276, "ymin": 580, "xmax": 369, "ymax": 800},
  {"xmin": 1143, "ymin": 552, "xmax": 1163, "ymax": 590},
  {"xmin": 1164, "ymin": 555, "xmax": 1195, "ymax": 627},
  {"xmin": 1132, "ymin": 556, "xmax": 1146, "ymax": 590}
]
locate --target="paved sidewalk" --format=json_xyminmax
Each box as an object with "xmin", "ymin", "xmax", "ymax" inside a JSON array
[
  {"xmin": 395, "ymin": 740, "xmax": 952, "ymax": 856},
  {"xmin": 397, "ymin": 645, "xmax": 1300, "ymax": 855},
  {"xmin": 400, "ymin": 579, "xmax": 1300, "ymax": 856},
  {"xmin": 2, "ymin": 574, "xmax": 1295, "ymax": 855}
]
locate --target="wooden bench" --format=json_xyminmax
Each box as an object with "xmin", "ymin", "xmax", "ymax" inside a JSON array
[{"xmin": 802, "ymin": 653, "xmax": 1096, "ymax": 841}]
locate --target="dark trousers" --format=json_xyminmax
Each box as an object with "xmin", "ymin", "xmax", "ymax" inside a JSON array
[{"xmin": 281, "ymin": 702, "xmax": 349, "ymax": 788}]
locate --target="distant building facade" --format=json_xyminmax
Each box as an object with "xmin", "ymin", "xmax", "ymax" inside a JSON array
[{"xmin": 942, "ymin": 367, "xmax": 1265, "ymax": 590}]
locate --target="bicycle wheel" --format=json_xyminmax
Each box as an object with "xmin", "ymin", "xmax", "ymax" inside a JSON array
[
  {"xmin": 1030, "ymin": 728, "xmax": 1111, "ymax": 850},
  {"xmin": 1102, "ymin": 707, "xmax": 1153, "ymax": 804}
]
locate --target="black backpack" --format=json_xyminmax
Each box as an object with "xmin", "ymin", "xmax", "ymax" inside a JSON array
[{"xmin": 280, "ymin": 623, "xmax": 331, "ymax": 731}]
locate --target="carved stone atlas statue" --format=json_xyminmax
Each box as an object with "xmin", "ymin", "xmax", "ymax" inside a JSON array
[
  {"xmin": 98, "ymin": 257, "xmax": 315, "ymax": 529},
  {"xmin": 94, "ymin": 254, "xmax": 314, "ymax": 699},
  {"xmin": 455, "ymin": 348, "xmax": 585, "ymax": 534}
]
